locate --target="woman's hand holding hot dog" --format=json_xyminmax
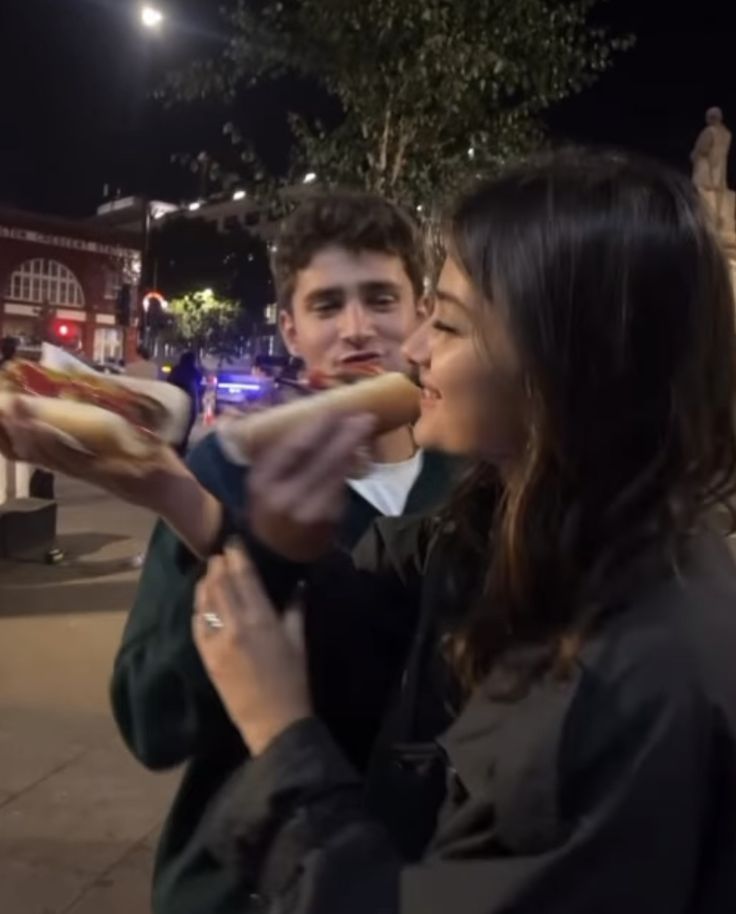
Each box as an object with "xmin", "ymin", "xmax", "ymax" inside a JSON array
[{"xmin": 247, "ymin": 411, "xmax": 376, "ymax": 562}]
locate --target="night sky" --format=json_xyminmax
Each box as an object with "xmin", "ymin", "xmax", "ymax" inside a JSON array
[{"xmin": 0, "ymin": 0, "xmax": 733, "ymax": 218}]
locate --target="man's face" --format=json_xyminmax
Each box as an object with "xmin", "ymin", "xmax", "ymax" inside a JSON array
[{"xmin": 279, "ymin": 246, "xmax": 425, "ymax": 377}]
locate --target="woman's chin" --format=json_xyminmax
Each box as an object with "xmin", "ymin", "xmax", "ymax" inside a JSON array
[{"xmin": 413, "ymin": 415, "xmax": 452, "ymax": 454}]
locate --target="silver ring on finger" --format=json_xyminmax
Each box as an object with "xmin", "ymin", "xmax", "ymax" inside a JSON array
[{"xmin": 201, "ymin": 611, "xmax": 225, "ymax": 632}]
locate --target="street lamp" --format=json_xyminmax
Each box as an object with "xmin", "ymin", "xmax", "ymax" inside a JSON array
[
  {"xmin": 303, "ymin": 172, "xmax": 317, "ymax": 184},
  {"xmin": 141, "ymin": 5, "xmax": 164, "ymax": 29}
]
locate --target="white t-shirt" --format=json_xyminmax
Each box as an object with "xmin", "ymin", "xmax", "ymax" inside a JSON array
[
  {"xmin": 215, "ymin": 419, "xmax": 423, "ymax": 518},
  {"xmin": 347, "ymin": 451, "xmax": 423, "ymax": 517}
]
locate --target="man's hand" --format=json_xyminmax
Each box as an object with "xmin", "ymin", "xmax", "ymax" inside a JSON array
[
  {"xmin": 248, "ymin": 412, "xmax": 375, "ymax": 562},
  {"xmin": 0, "ymin": 398, "xmax": 223, "ymax": 558}
]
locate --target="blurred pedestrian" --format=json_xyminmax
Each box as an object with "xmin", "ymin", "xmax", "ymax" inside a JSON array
[
  {"xmin": 0, "ymin": 336, "xmax": 18, "ymax": 369},
  {"xmin": 168, "ymin": 351, "xmax": 202, "ymax": 455}
]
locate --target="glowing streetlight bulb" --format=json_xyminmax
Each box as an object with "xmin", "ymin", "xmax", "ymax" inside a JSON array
[
  {"xmin": 188, "ymin": 201, "xmax": 202, "ymax": 212},
  {"xmin": 303, "ymin": 172, "xmax": 317, "ymax": 184},
  {"xmin": 141, "ymin": 6, "xmax": 164, "ymax": 29},
  {"xmin": 232, "ymin": 190, "xmax": 246, "ymax": 201}
]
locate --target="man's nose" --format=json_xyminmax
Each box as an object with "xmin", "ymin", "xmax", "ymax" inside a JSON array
[{"xmin": 338, "ymin": 300, "xmax": 374, "ymax": 344}]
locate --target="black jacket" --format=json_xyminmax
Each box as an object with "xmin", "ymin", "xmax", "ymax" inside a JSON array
[
  {"xmin": 205, "ymin": 519, "xmax": 736, "ymax": 914},
  {"xmin": 110, "ymin": 433, "xmax": 456, "ymax": 914}
]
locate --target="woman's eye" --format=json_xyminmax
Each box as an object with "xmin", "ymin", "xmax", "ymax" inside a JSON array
[{"xmin": 432, "ymin": 319, "xmax": 459, "ymax": 335}]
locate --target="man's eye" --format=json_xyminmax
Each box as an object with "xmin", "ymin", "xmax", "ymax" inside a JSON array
[
  {"xmin": 368, "ymin": 295, "xmax": 398, "ymax": 310},
  {"xmin": 314, "ymin": 300, "xmax": 341, "ymax": 314}
]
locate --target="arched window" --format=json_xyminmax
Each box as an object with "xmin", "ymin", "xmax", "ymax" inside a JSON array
[{"xmin": 7, "ymin": 258, "xmax": 85, "ymax": 307}]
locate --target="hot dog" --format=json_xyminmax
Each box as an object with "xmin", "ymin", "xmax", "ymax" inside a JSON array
[
  {"xmin": 223, "ymin": 370, "xmax": 420, "ymax": 459},
  {"xmin": 0, "ymin": 360, "xmax": 190, "ymax": 459}
]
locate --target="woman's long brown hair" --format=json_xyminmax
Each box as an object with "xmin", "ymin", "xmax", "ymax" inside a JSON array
[{"xmin": 443, "ymin": 150, "xmax": 736, "ymax": 696}]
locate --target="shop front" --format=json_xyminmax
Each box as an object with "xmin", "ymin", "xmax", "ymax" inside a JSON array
[{"xmin": 0, "ymin": 206, "xmax": 142, "ymax": 364}]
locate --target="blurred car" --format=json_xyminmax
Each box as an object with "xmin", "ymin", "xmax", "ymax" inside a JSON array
[
  {"xmin": 206, "ymin": 370, "xmax": 275, "ymax": 413},
  {"xmin": 92, "ymin": 361, "xmax": 125, "ymax": 376},
  {"xmin": 14, "ymin": 344, "xmax": 42, "ymax": 363}
]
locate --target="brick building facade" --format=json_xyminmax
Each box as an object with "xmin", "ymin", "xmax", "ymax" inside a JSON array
[{"xmin": 0, "ymin": 206, "xmax": 141, "ymax": 363}]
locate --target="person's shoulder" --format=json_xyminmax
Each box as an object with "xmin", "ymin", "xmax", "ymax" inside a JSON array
[{"xmin": 582, "ymin": 532, "xmax": 736, "ymax": 719}]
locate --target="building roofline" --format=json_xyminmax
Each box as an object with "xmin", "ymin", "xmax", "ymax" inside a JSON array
[{"xmin": 0, "ymin": 204, "xmax": 141, "ymax": 250}]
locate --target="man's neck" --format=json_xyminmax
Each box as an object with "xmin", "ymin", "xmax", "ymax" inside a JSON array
[{"xmin": 371, "ymin": 426, "xmax": 417, "ymax": 464}]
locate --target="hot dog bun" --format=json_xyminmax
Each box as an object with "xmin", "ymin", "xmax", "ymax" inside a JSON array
[
  {"xmin": 225, "ymin": 371, "xmax": 420, "ymax": 458},
  {"xmin": 0, "ymin": 393, "xmax": 157, "ymax": 459},
  {"xmin": 0, "ymin": 361, "xmax": 191, "ymax": 460}
]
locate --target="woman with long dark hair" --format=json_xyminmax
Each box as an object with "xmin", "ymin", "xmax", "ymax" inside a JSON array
[{"xmin": 193, "ymin": 150, "xmax": 736, "ymax": 913}]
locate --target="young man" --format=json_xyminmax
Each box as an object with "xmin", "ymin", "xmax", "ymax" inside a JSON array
[{"xmin": 110, "ymin": 191, "xmax": 456, "ymax": 914}]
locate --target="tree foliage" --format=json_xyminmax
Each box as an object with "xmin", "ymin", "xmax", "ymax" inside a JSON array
[
  {"xmin": 150, "ymin": 217, "xmax": 273, "ymax": 306},
  {"xmin": 166, "ymin": 289, "xmax": 250, "ymax": 363},
  {"xmin": 163, "ymin": 0, "xmax": 631, "ymax": 212}
]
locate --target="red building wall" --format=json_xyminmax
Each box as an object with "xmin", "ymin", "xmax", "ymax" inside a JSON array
[{"xmin": 0, "ymin": 208, "xmax": 142, "ymax": 363}]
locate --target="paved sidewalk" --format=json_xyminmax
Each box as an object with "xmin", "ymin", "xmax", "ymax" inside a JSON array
[{"xmin": 0, "ymin": 479, "xmax": 178, "ymax": 914}]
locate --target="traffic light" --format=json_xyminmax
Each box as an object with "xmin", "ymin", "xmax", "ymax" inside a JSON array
[
  {"xmin": 116, "ymin": 284, "xmax": 132, "ymax": 326},
  {"xmin": 51, "ymin": 320, "xmax": 79, "ymax": 346}
]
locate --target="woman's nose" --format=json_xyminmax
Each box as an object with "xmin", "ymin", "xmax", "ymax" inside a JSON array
[{"xmin": 402, "ymin": 317, "xmax": 431, "ymax": 368}]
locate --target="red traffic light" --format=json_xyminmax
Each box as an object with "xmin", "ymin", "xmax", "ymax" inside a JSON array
[{"xmin": 52, "ymin": 320, "xmax": 78, "ymax": 343}]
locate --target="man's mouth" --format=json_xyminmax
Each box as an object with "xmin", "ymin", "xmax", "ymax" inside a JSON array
[{"xmin": 339, "ymin": 352, "xmax": 383, "ymax": 366}]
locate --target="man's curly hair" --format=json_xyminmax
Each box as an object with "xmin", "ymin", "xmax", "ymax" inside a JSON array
[{"xmin": 272, "ymin": 190, "xmax": 426, "ymax": 312}]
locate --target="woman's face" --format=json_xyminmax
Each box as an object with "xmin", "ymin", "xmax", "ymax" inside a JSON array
[{"xmin": 403, "ymin": 256, "xmax": 525, "ymax": 463}]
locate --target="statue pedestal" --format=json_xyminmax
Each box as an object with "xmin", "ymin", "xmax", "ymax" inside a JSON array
[
  {"xmin": 699, "ymin": 188, "xmax": 736, "ymax": 242},
  {"xmin": 0, "ymin": 498, "xmax": 57, "ymax": 560}
]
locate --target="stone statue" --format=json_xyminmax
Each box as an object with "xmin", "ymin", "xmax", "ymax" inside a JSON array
[
  {"xmin": 691, "ymin": 107, "xmax": 731, "ymax": 191},
  {"xmin": 691, "ymin": 107, "xmax": 735, "ymax": 239}
]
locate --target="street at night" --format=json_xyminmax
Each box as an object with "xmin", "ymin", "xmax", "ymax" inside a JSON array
[
  {"xmin": 2, "ymin": 1, "xmax": 736, "ymax": 913},
  {"xmin": 0, "ymin": 480, "xmax": 176, "ymax": 913}
]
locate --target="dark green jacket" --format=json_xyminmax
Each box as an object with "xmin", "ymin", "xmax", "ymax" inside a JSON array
[{"xmin": 110, "ymin": 432, "xmax": 456, "ymax": 914}]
